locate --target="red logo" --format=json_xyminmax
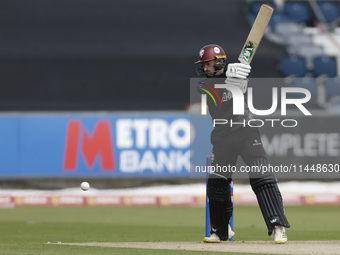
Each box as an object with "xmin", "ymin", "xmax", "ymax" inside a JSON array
[{"xmin": 63, "ymin": 120, "xmax": 116, "ymax": 171}]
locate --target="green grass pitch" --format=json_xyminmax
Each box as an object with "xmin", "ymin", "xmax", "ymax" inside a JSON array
[{"xmin": 0, "ymin": 206, "xmax": 339, "ymax": 255}]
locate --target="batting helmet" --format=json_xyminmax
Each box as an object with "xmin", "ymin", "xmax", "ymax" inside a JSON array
[
  {"xmin": 194, "ymin": 44, "xmax": 227, "ymax": 64},
  {"xmin": 194, "ymin": 44, "xmax": 227, "ymax": 76}
]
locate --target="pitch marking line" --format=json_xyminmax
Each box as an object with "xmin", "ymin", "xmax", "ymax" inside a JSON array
[{"xmin": 56, "ymin": 241, "xmax": 340, "ymax": 254}]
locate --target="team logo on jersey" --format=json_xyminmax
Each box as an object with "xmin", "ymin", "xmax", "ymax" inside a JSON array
[
  {"xmin": 253, "ymin": 139, "xmax": 262, "ymax": 146},
  {"xmin": 221, "ymin": 91, "xmax": 232, "ymax": 102}
]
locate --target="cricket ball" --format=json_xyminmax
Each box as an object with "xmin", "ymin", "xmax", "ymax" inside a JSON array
[{"xmin": 80, "ymin": 181, "xmax": 90, "ymax": 191}]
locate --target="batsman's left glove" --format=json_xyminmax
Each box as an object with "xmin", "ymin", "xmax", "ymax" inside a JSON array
[{"xmin": 225, "ymin": 77, "xmax": 248, "ymax": 93}]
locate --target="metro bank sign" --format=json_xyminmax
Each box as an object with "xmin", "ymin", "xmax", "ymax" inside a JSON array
[
  {"xmin": 0, "ymin": 114, "xmax": 191, "ymax": 177},
  {"xmin": 62, "ymin": 116, "xmax": 191, "ymax": 177},
  {"xmin": 64, "ymin": 120, "xmax": 116, "ymax": 171}
]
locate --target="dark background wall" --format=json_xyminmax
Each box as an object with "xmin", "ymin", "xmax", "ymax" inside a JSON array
[{"xmin": 0, "ymin": 0, "xmax": 285, "ymax": 111}]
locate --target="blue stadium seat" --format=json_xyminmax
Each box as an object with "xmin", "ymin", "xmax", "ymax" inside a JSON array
[
  {"xmin": 279, "ymin": 56, "xmax": 308, "ymax": 77},
  {"xmin": 317, "ymin": 2, "xmax": 340, "ymax": 22},
  {"xmin": 324, "ymin": 78, "xmax": 340, "ymax": 100},
  {"xmin": 269, "ymin": 12, "xmax": 290, "ymax": 28},
  {"xmin": 284, "ymin": 2, "xmax": 311, "ymax": 22},
  {"xmin": 313, "ymin": 56, "xmax": 337, "ymax": 77}
]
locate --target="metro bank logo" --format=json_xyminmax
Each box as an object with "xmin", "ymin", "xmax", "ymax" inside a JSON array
[
  {"xmin": 62, "ymin": 117, "xmax": 191, "ymax": 176},
  {"xmin": 63, "ymin": 120, "xmax": 116, "ymax": 171}
]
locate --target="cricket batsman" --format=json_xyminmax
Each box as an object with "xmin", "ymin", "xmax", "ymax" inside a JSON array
[{"xmin": 195, "ymin": 44, "xmax": 290, "ymax": 244}]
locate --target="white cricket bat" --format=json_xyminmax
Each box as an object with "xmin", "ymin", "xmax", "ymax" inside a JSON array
[{"xmin": 238, "ymin": 4, "xmax": 274, "ymax": 65}]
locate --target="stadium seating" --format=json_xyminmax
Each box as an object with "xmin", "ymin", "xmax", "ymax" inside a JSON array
[
  {"xmin": 288, "ymin": 77, "xmax": 318, "ymax": 100},
  {"xmin": 286, "ymin": 33, "xmax": 313, "ymax": 48},
  {"xmin": 283, "ymin": 2, "xmax": 311, "ymax": 23},
  {"xmin": 292, "ymin": 45, "xmax": 324, "ymax": 69},
  {"xmin": 323, "ymin": 77, "xmax": 340, "ymax": 110},
  {"xmin": 275, "ymin": 21, "xmax": 303, "ymax": 36},
  {"xmin": 324, "ymin": 78, "xmax": 340, "ymax": 99},
  {"xmin": 317, "ymin": 1, "xmax": 340, "ymax": 22},
  {"xmin": 279, "ymin": 56, "xmax": 308, "ymax": 77},
  {"xmin": 248, "ymin": 1, "xmax": 286, "ymax": 29},
  {"xmin": 246, "ymin": 0, "xmax": 340, "ymax": 109},
  {"xmin": 247, "ymin": 0, "xmax": 340, "ymax": 24},
  {"xmin": 313, "ymin": 56, "xmax": 338, "ymax": 77},
  {"xmin": 269, "ymin": 12, "xmax": 290, "ymax": 28}
]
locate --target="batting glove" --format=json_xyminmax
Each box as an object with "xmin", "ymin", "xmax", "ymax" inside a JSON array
[
  {"xmin": 225, "ymin": 77, "xmax": 248, "ymax": 93},
  {"xmin": 226, "ymin": 63, "xmax": 251, "ymax": 79}
]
